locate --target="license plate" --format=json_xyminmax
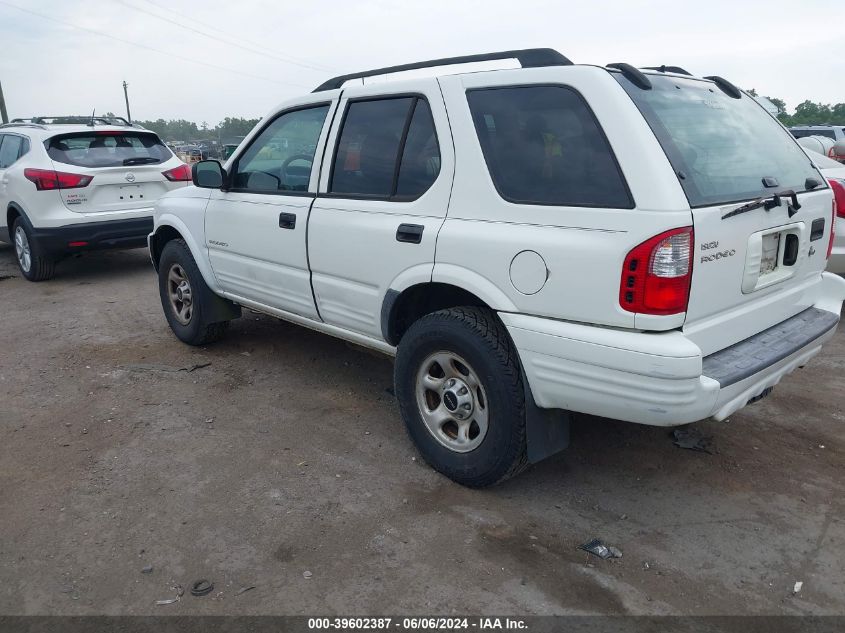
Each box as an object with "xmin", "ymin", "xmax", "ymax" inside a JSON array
[
  {"xmin": 760, "ymin": 232, "xmax": 781, "ymax": 275},
  {"xmin": 118, "ymin": 185, "xmax": 143, "ymax": 201}
]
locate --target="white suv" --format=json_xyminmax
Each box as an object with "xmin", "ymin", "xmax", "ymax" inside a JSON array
[
  {"xmin": 0, "ymin": 117, "xmax": 191, "ymax": 281},
  {"xmin": 148, "ymin": 50, "xmax": 845, "ymax": 487}
]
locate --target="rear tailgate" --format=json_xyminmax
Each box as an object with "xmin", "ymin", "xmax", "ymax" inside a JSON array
[
  {"xmin": 53, "ymin": 164, "xmax": 174, "ymax": 213},
  {"xmin": 685, "ymin": 189, "xmax": 833, "ymax": 355},
  {"xmin": 614, "ymin": 72, "xmax": 833, "ymax": 355}
]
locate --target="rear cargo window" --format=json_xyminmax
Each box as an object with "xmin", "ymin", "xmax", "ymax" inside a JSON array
[
  {"xmin": 46, "ymin": 132, "xmax": 172, "ymax": 168},
  {"xmin": 791, "ymin": 129, "xmax": 836, "ymax": 140},
  {"xmin": 615, "ymin": 74, "xmax": 821, "ymax": 208},
  {"xmin": 466, "ymin": 86, "xmax": 633, "ymax": 208}
]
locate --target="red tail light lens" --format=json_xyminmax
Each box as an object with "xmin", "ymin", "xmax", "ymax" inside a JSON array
[
  {"xmin": 829, "ymin": 178, "xmax": 845, "ymax": 219},
  {"xmin": 162, "ymin": 164, "xmax": 192, "ymax": 182},
  {"xmin": 620, "ymin": 227, "xmax": 694, "ymax": 315},
  {"xmin": 24, "ymin": 168, "xmax": 93, "ymax": 191}
]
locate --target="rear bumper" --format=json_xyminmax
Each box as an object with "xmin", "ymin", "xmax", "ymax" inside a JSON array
[
  {"xmin": 32, "ymin": 217, "xmax": 153, "ymax": 257},
  {"xmin": 504, "ymin": 273, "xmax": 845, "ymax": 426}
]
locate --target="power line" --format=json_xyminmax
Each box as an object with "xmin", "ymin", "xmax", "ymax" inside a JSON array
[
  {"xmin": 0, "ymin": 0, "xmax": 311, "ymax": 89},
  {"xmin": 119, "ymin": 0, "xmax": 334, "ymax": 73}
]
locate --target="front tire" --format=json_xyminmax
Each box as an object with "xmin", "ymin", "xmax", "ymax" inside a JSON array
[
  {"xmin": 158, "ymin": 239, "xmax": 229, "ymax": 345},
  {"xmin": 13, "ymin": 218, "xmax": 55, "ymax": 282},
  {"xmin": 394, "ymin": 307, "xmax": 528, "ymax": 487}
]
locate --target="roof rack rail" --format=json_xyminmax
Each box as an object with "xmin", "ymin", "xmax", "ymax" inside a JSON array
[
  {"xmin": 643, "ymin": 65, "xmax": 692, "ymax": 76},
  {"xmin": 313, "ymin": 48, "xmax": 573, "ymax": 92},
  {"xmin": 606, "ymin": 63, "xmax": 652, "ymax": 90},
  {"xmin": 10, "ymin": 116, "xmax": 137, "ymax": 126},
  {"xmin": 703, "ymin": 76, "xmax": 742, "ymax": 99},
  {"xmin": 0, "ymin": 122, "xmax": 46, "ymax": 130}
]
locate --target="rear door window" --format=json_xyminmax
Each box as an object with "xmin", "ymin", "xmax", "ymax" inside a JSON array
[
  {"xmin": 329, "ymin": 96, "xmax": 441, "ymax": 199},
  {"xmin": 617, "ymin": 74, "xmax": 821, "ymax": 207},
  {"xmin": 791, "ymin": 129, "xmax": 836, "ymax": 140},
  {"xmin": 466, "ymin": 86, "xmax": 633, "ymax": 208},
  {"xmin": 0, "ymin": 135, "xmax": 24, "ymax": 168},
  {"xmin": 47, "ymin": 132, "xmax": 172, "ymax": 168}
]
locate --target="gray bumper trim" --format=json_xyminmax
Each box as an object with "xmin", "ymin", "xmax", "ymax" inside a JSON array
[{"xmin": 702, "ymin": 307, "xmax": 839, "ymax": 388}]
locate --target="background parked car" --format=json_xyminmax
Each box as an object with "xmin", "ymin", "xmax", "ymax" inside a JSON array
[
  {"xmin": 805, "ymin": 148, "xmax": 845, "ymax": 274},
  {"xmin": 791, "ymin": 126, "xmax": 845, "ymax": 162},
  {"xmin": 0, "ymin": 118, "xmax": 192, "ymax": 280}
]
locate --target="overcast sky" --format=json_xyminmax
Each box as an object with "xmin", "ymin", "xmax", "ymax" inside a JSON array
[{"xmin": 0, "ymin": 0, "xmax": 842, "ymax": 125}]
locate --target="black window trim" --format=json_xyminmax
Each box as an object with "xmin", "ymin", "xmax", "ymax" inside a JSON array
[
  {"xmin": 465, "ymin": 83, "xmax": 636, "ymax": 210},
  {"xmin": 0, "ymin": 132, "xmax": 29, "ymax": 169},
  {"xmin": 323, "ymin": 92, "xmax": 442, "ymax": 203},
  {"xmin": 227, "ymin": 101, "xmax": 333, "ymax": 199}
]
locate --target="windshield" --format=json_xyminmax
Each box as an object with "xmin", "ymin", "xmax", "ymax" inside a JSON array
[
  {"xmin": 46, "ymin": 131, "xmax": 172, "ymax": 168},
  {"xmin": 615, "ymin": 74, "xmax": 820, "ymax": 207}
]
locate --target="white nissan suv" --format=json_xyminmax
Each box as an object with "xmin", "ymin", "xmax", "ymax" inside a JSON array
[
  {"xmin": 148, "ymin": 50, "xmax": 845, "ymax": 487},
  {"xmin": 0, "ymin": 117, "xmax": 191, "ymax": 281}
]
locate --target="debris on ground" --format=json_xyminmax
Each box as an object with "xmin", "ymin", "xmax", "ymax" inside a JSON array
[
  {"xmin": 123, "ymin": 362, "xmax": 212, "ymax": 374},
  {"xmin": 672, "ymin": 428, "xmax": 714, "ymax": 454},
  {"xmin": 236, "ymin": 585, "xmax": 256, "ymax": 595},
  {"xmin": 793, "ymin": 581, "xmax": 803, "ymax": 595},
  {"xmin": 141, "ymin": 565, "xmax": 153, "ymax": 574},
  {"xmin": 580, "ymin": 538, "xmax": 623, "ymax": 560},
  {"xmin": 155, "ymin": 584, "xmax": 184, "ymax": 606},
  {"xmin": 190, "ymin": 579, "xmax": 214, "ymax": 596},
  {"xmin": 303, "ymin": 571, "xmax": 313, "ymax": 579},
  {"xmin": 0, "ymin": 275, "xmax": 15, "ymax": 281}
]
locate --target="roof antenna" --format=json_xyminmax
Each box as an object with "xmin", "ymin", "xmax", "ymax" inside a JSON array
[{"xmin": 89, "ymin": 109, "xmax": 96, "ymax": 127}]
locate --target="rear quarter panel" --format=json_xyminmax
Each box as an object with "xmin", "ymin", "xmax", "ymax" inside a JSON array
[{"xmin": 435, "ymin": 67, "xmax": 692, "ymax": 329}]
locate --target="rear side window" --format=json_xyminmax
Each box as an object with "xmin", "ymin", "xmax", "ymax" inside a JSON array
[
  {"xmin": 617, "ymin": 74, "xmax": 821, "ymax": 208},
  {"xmin": 330, "ymin": 96, "xmax": 441, "ymax": 199},
  {"xmin": 467, "ymin": 86, "xmax": 633, "ymax": 208},
  {"xmin": 46, "ymin": 132, "xmax": 172, "ymax": 168},
  {"xmin": 0, "ymin": 135, "xmax": 25, "ymax": 168}
]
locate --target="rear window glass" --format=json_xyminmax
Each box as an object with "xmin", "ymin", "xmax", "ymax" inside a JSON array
[
  {"xmin": 46, "ymin": 132, "xmax": 172, "ymax": 168},
  {"xmin": 466, "ymin": 86, "xmax": 633, "ymax": 208},
  {"xmin": 791, "ymin": 129, "xmax": 836, "ymax": 140},
  {"xmin": 616, "ymin": 74, "xmax": 821, "ymax": 207}
]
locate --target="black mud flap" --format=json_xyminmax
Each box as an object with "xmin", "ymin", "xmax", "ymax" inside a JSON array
[{"xmin": 522, "ymin": 368, "xmax": 571, "ymax": 463}]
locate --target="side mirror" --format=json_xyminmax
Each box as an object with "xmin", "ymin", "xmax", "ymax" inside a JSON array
[{"xmin": 192, "ymin": 160, "xmax": 226, "ymax": 189}]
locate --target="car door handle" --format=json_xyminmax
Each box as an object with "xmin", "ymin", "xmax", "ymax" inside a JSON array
[
  {"xmin": 278, "ymin": 212, "xmax": 297, "ymax": 229},
  {"xmin": 396, "ymin": 223, "xmax": 424, "ymax": 244}
]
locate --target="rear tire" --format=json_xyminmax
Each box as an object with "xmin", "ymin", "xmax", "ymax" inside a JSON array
[
  {"xmin": 394, "ymin": 306, "xmax": 529, "ymax": 487},
  {"xmin": 13, "ymin": 218, "xmax": 55, "ymax": 282},
  {"xmin": 158, "ymin": 239, "xmax": 229, "ymax": 345}
]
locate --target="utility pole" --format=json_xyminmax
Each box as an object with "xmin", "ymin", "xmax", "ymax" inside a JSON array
[
  {"xmin": 0, "ymin": 81, "xmax": 8, "ymax": 124},
  {"xmin": 122, "ymin": 81, "xmax": 132, "ymax": 124}
]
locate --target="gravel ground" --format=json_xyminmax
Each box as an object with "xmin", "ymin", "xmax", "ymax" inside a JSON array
[{"xmin": 0, "ymin": 244, "xmax": 843, "ymax": 616}]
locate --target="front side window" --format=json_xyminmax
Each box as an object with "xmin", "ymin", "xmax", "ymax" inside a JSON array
[
  {"xmin": 467, "ymin": 86, "xmax": 633, "ymax": 208},
  {"xmin": 330, "ymin": 96, "xmax": 440, "ymax": 199},
  {"xmin": 0, "ymin": 135, "xmax": 24, "ymax": 169},
  {"xmin": 233, "ymin": 105, "xmax": 330, "ymax": 193},
  {"xmin": 47, "ymin": 132, "xmax": 171, "ymax": 167},
  {"xmin": 617, "ymin": 74, "xmax": 821, "ymax": 207}
]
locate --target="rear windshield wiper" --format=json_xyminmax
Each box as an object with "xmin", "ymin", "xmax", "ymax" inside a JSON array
[
  {"xmin": 123, "ymin": 157, "xmax": 160, "ymax": 166},
  {"xmin": 722, "ymin": 190, "xmax": 801, "ymax": 220}
]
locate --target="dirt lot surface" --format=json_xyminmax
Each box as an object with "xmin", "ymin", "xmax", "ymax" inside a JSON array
[{"xmin": 0, "ymin": 244, "xmax": 843, "ymax": 616}]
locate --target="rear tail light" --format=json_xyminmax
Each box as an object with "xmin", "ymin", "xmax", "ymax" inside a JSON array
[
  {"xmin": 162, "ymin": 164, "xmax": 192, "ymax": 182},
  {"xmin": 829, "ymin": 178, "xmax": 845, "ymax": 219},
  {"xmin": 24, "ymin": 168, "xmax": 92, "ymax": 191},
  {"xmin": 620, "ymin": 227, "xmax": 694, "ymax": 315}
]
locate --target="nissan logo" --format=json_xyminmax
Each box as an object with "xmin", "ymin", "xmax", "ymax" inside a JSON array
[{"xmin": 125, "ymin": 173, "xmax": 136, "ymax": 183}]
